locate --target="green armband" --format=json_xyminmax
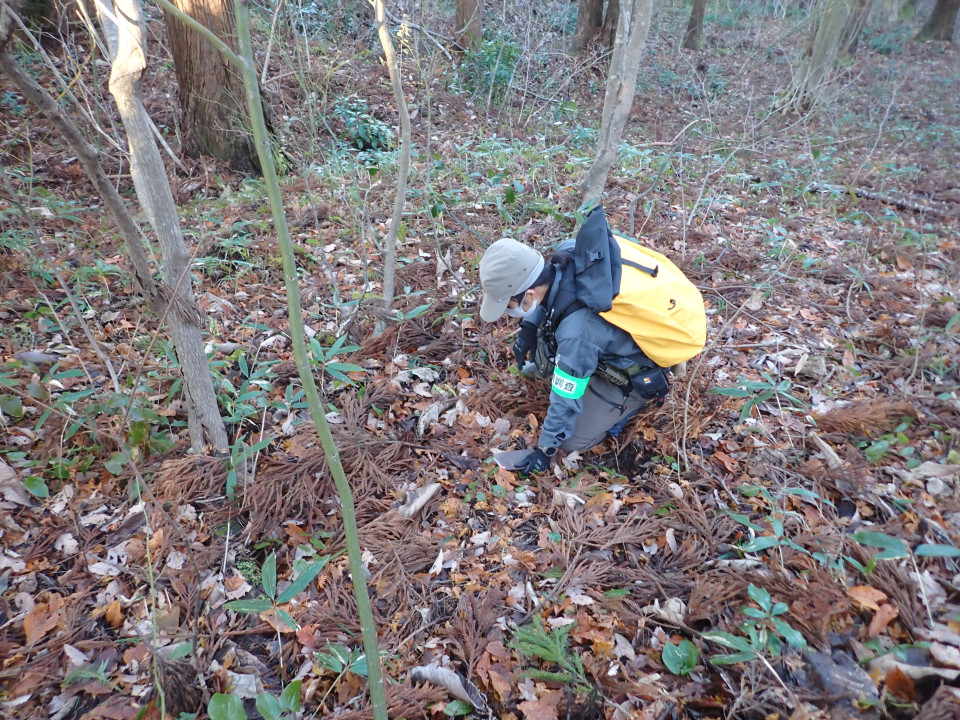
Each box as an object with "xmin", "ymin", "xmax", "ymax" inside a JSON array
[{"xmin": 551, "ymin": 367, "xmax": 589, "ymax": 399}]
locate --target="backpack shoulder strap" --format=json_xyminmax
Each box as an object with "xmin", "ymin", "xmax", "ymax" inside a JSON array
[{"xmin": 546, "ymin": 267, "xmax": 581, "ymax": 330}]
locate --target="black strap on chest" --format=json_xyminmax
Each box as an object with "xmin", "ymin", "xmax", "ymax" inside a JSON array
[{"xmin": 545, "ymin": 267, "xmax": 582, "ymax": 333}]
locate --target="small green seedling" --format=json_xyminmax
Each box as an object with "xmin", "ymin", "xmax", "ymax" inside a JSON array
[
  {"xmin": 662, "ymin": 638, "xmax": 699, "ymax": 676},
  {"xmin": 308, "ymin": 334, "xmax": 365, "ymax": 384},
  {"xmin": 709, "ymin": 372, "xmax": 804, "ymax": 423},
  {"xmin": 508, "ymin": 616, "xmax": 590, "ymax": 693},
  {"xmin": 207, "ymin": 678, "xmax": 302, "ymax": 720},
  {"xmin": 703, "ymin": 583, "xmax": 806, "ymax": 666},
  {"xmin": 225, "ymin": 552, "xmax": 328, "ymax": 677}
]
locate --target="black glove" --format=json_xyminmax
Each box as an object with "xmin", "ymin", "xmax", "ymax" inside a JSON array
[
  {"xmin": 517, "ymin": 447, "xmax": 555, "ymax": 475},
  {"xmin": 512, "ymin": 320, "xmax": 539, "ymax": 366}
]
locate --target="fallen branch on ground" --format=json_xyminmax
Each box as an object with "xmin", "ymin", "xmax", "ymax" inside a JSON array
[{"xmin": 806, "ymin": 182, "xmax": 951, "ymax": 217}]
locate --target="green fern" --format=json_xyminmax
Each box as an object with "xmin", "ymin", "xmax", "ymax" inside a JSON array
[
  {"xmin": 508, "ymin": 616, "xmax": 590, "ymax": 692},
  {"xmin": 63, "ymin": 660, "xmax": 120, "ymax": 691}
]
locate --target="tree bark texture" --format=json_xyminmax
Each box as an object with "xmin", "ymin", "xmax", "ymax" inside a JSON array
[
  {"xmin": 787, "ymin": 0, "xmax": 853, "ymax": 112},
  {"xmin": 162, "ymin": 0, "xmax": 260, "ymax": 173},
  {"xmin": 455, "ymin": 0, "xmax": 481, "ymax": 50},
  {"xmin": 839, "ymin": 0, "xmax": 873, "ymax": 54},
  {"xmin": 572, "ymin": 0, "xmax": 603, "ymax": 52},
  {"xmin": 682, "ymin": 0, "xmax": 707, "ymax": 49},
  {"xmin": 108, "ymin": 0, "xmax": 229, "ymax": 454},
  {"xmin": 581, "ymin": 0, "xmax": 652, "ymax": 206},
  {"xmin": 917, "ymin": 0, "xmax": 960, "ymax": 40},
  {"xmin": 600, "ymin": 0, "xmax": 620, "ymax": 48}
]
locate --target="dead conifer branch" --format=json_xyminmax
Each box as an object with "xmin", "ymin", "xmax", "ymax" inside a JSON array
[
  {"xmin": 806, "ymin": 182, "xmax": 951, "ymax": 217},
  {"xmin": 812, "ymin": 399, "xmax": 917, "ymax": 437}
]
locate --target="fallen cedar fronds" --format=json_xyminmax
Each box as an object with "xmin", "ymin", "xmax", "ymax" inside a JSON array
[
  {"xmin": 326, "ymin": 682, "xmax": 446, "ymax": 720},
  {"xmin": 812, "ymin": 399, "xmax": 918, "ymax": 437},
  {"xmin": 443, "ymin": 589, "xmax": 507, "ymax": 675},
  {"xmin": 152, "ymin": 454, "xmax": 227, "ymax": 503},
  {"xmin": 917, "ymin": 684, "xmax": 960, "ymax": 720}
]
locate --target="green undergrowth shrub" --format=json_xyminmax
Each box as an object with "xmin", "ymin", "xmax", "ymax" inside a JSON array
[
  {"xmin": 454, "ymin": 33, "xmax": 521, "ymax": 104},
  {"xmin": 291, "ymin": 0, "xmax": 369, "ymax": 39},
  {"xmin": 332, "ymin": 96, "xmax": 394, "ymax": 151},
  {"xmin": 865, "ymin": 27, "xmax": 910, "ymax": 55}
]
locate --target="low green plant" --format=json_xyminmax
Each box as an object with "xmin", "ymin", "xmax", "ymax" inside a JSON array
[
  {"xmin": 308, "ymin": 334, "xmax": 365, "ymax": 384},
  {"xmin": 235, "ymin": 558, "xmax": 261, "ymax": 586},
  {"xmin": 859, "ymin": 419, "xmax": 918, "ymax": 467},
  {"xmin": 225, "ymin": 552, "xmax": 328, "ymax": 679},
  {"xmin": 207, "ymin": 678, "xmax": 302, "ymax": 720},
  {"xmin": 1, "ymin": 357, "xmax": 175, "ymax": 496},
  {"xmin": 709, "ymin": 371, "xmax": 804, "ymax": 423},
  {"xmin": 195, "ymin": 231, "xmax": 257, "ymax": 279},
  {"xmin": 851, "ymin": 530, "xmax": 960, "ymax": 564},
  {"xmin": 316, "ymin": 641, "xmax": 369, "ymax": 678},
  {"xmin": 924, "ymin": 354, "xmax": 953, "ymax": 380},
  {"xmin": 846, "ymin": 265, "xmax": 874, "ymax": 299},
  {"xmin": 313, "ymin": 640, "xmax": 370, "ymax": 709},
  {"xmin": 0, "ymin": 226, "xmax": 30, "ymax": 253},
  {"xmin": 703, "ymin": 584, "xmax": 806, "ymax": 666},
  {"xmin": 662, "ymin": 638, "xmax": 699, "ymax": 676},
  {"xmin": 1, "ymin": 89, "xmax": 27, "ymax": 116},
  {"xmin": 333, "ymin": 96, "xmax": 393, "ymax": 151},
  {"xmin": 867, "ymin": 28, "xmax": 908, "ymax": 55},
  {"xmin": 727, "ymin": 484, "xmax": 836, "ymax": 575},
  {"xmin": 456, "ymin": 34, "xmax": 521, "ymax": 104},
  {"xmin": 63, "ymin": 659, "xmax": 120, "ymax": 691},
  {"xmin": 291, "ymin": 0, "xmax": 366, "ymax": 38},
  {"xmin": 508, "ymin": 616, "xmax": 590, "ymax": 693},
  {"xmin": 0, "ymin": 367, "xmax": 23, "ymax": 420},
  {"xmin": 211, "ymin": 353, "xmax": 282, "ymax": 429},
  {"xmin": 224, "ymin": 433, "xmax": 275, "ymax": 499}
]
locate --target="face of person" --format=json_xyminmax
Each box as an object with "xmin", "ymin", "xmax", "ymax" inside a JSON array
[{"xmin": 505, "ymin": 289, "xmax": 537, "ymax": 318}]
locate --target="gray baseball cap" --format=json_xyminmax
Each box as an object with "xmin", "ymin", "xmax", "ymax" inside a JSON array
[{"xmin": 478, "ymin": 238, "xmax": 545, "ymax": 322}]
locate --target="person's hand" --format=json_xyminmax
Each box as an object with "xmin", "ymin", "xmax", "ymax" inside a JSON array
[
  {"xmin": 517, "ymin": 447, "xmax": 555, "ymax": 474},
  {"xmin": 512, "ymin": 320, "xmax": 538, "ymax": 366}
]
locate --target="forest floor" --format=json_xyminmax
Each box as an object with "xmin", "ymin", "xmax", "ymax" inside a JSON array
[{"xmin": 2, "ymin": 4, "xmax": 960, "ymax": 720}]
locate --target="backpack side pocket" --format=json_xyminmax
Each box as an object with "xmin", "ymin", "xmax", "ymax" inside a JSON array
[{"xmin": 632, "ymin": 368, "xmax": 670, "ymax": 401}]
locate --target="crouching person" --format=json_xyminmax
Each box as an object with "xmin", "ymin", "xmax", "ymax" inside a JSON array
[{"xmin": 478, "ymin": 207, "xmax": 706, "ymax": 475}]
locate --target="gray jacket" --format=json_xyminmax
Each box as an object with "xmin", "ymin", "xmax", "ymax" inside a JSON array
[{"xmin": 536, "ymin": 244, "xmax": 656, "ymax": 449}]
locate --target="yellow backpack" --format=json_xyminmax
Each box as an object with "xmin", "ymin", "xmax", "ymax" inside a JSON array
[
  {"xmin": 558, "ymin": 206, "xmax": 706, "ymax": 368},
  {"xmin": 603, "ymin": 233, "xmax": 707, "ymax": 367}
]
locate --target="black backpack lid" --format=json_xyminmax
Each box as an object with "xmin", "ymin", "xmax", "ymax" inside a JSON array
[{"xmin": 573, "ymin": 205, "xmax": 621, "ymax": 313}]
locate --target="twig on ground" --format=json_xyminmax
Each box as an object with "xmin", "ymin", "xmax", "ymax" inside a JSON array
[{"xmin": 805, "ymin": 182, "xmax": 950, "ymax": 217}]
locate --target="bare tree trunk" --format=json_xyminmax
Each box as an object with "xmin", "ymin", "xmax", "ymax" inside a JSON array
[
  {"xmin": 839, "ymin": 0, "xmax": 873, "ymax": 54},
  {"xmin": 455, "ymin": 0, "xmax": 482, "ymax": 50},
  {"xmin": 786, "ymin": 0, "xmax": 853, "ymax": 112},
  {"xmin": 572, "ymin": 0, "xmax": 603, "ymax": 52},
  {"xmin": 916, "ymin": 0, "xmax": 960, "ymax": 39},
  {"xmin": 106, "ymin": 0, "xmax": 229, "ymax": 454},
  {"xmin": 161, "ymin": 0, "xmax": 260, "ymax": 173},
  {"xmin": 600, "ymin": 0, "xmax": 620, "ymax": 48},
  {"xmin": 373, "ymin": 0, "xmax": 410, "ymax": 324},
  {"xmin": 682, "ymin": 0, "xmax": 708, "ymax": 49},
  {"xmin": 581, "ymin": 0, "xmax": 652, "ymax": 207}
]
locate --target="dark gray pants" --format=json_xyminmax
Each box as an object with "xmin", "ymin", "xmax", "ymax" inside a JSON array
[{"xmin": 560, "ymin": 375, "xmax": 648, "ymax": 452}]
